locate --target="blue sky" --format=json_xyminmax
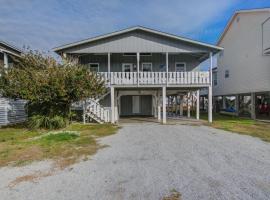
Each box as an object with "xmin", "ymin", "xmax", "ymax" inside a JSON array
[{"xmin": 1, "ymin": 0, "xmax": 270, "ymax": 56}]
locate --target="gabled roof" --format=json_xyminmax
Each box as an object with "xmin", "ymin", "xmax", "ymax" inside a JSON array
[
  {"xmin": 217, "ymin": 7, "xmax": 270, "ymax": 45},
  {"xmin": 0, "ymin": 40, "xmax": 22, "ymax": 57},
  {"xmin": 53, "ymin": 26, "xmax": 223, "ymax": 53}
]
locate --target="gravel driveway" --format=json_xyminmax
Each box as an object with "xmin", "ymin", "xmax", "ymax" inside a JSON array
[{"xmin": 1, "ymin": 124, "xmax": 270, "ymax": 200}]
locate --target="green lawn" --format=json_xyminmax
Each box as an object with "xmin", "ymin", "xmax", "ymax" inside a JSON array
[
  {"xmin": 201, "ymin": 113, "xmax": 270, "ymax": 142},
  {"xmin": 0, "ymin": 123, "xmax": 118, "ymax": 168}
]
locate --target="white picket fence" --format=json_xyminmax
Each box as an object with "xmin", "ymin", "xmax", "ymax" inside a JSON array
[{"xmin": 99, "ymin": 71, "xmax": 210, "ymax": 86}]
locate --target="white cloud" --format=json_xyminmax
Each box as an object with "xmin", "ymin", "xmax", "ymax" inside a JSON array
[{"xmin": 0, "ymin": 0, "xmax": 238, "ymax": 54}]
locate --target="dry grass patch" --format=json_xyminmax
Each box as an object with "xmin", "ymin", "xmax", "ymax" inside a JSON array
[
  {"xmin": 0, "ymin": 123, "xmax": 119, "ymax": 168},
  {"xmin": 162, "ymin": 190, "xmax": 182, "ymax": 200}
]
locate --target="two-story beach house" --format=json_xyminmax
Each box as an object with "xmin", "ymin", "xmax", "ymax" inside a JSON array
[
  {"xmin": 214, "ymin": 8, "xmax": 270, "ymax": 120},
  {"xmin": 53, "ymin": 26, "xmax": 222, "ymax": 124}
]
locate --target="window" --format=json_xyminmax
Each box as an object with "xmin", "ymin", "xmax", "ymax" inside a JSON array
[
  {"xmin": 175, "ymin": 62, "xmax": 186, "ymax": 72},
  {"xmin": 142, "ymin": 63, "xmax": 152, "ymax": 72},
  {"xmin": 140, "ymin": 53, "xmax": 152, "ymax": 56},
  {"xmin": 87, "ymin": 63, "xmax": 99, "ymax": 72},
  {"xmin": 123, "ymin": 53, "xmax": 136, "ymax": 56},
  {"xmin": 225, "ymin": 70, "xmax": 229, "ymax": 78}
]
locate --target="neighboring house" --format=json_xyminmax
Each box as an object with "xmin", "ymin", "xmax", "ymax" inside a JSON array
[
  {"xmin": 53, "ymin": 26, "xmax": 222, "ymax": 124},
  {"xmin": 214, "ymin": 8, "xmax": 270, "ymax": 120},
  {"xmin": 0, "ymin": 41, "xmax": 27, "ymax": 126}
]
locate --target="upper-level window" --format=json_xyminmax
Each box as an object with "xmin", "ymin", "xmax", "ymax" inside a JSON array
[
  {"xmin": 140, "ymin": 53, "xmax": 152, "ymax": 56},
  {"xmin": 123, "ymin": 53, "xmax": 136, "ymax": 56},
  {"xmin": 87, "ymin": 63, "xmax": 99, "ymax": 72},
  {"xmin": 175, "ymin": 62, "xmax": 186, "ymax": 72},
  {"xmin": 142, "ymin": 63, "xmax": 152, "ymax": 72},
  {"xmin": 225, "ymin": 70, "xmax": 229, "ymax": 78}
]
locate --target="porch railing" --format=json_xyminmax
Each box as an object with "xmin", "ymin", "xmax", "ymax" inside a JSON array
[{"xmin": 99, "ymin": 72, "xmax": 210, "ymax": 86}]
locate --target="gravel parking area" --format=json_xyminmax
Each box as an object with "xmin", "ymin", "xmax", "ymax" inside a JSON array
[{"xmin": 1, "ymin": 124, "xmax": 270, "ymax": 200}]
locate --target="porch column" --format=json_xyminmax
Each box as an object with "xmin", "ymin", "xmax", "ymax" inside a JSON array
[
  {"xmin": 208, "ymin": 52, "xmax": 213, "ymax": 123},
  {"xmin": 162, "ymin": 86, "xmax": 166, "ymax": 124},
  {"xmin": 137, "ymin": 52, "xmax": 140, "ymax": 87},
  {"xmin": 180, "ymin": 96, "xmax": 183, "ymax": 116},
  {"xmin": 110, "ymin": 87, "xmax": 115, "ymax": 123},
  {"xmin": 235, "ymin": 94, "xmax": 239, "ymax": 116},
  {"xmin": 187, "ymin": 92, "xmax": 191, "ymax": 118},
  {"xmin": 196, "ymin": 90, "xmax": 200, "ymax": 120},
  {"xmin": 251, "ymin": 92, "xmax": 256, "ymax": 119},
  {"xmin": 166, "ymin": 52, "xmax": 169, "ymax": 86},
  {"xmin": 3, "ymin": 52, "xmax": 8, "ymax": 69},
  {"xmin": 107, "ymin": 53, "xmax": 111, "ymax": 73},
  {"xmin": 222, "ymin": 96, "xmax": 226, "ymax": 109}
]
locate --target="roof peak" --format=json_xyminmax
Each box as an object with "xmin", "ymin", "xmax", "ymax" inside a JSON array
[{"xmin": 53, "ymin": 25, "xmax": 222, "ymax": 52}]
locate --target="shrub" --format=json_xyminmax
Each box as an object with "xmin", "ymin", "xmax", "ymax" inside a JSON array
[{"xmin": 28, "ymin": 115, "xmax": 67, "ymax": 129}]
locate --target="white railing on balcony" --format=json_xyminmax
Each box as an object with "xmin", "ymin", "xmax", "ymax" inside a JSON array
[{"xmin": 99, "ymin": 72, "xmax": 210, "ymax": 86}]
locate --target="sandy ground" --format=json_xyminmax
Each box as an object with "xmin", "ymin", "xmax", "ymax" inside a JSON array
[{"xmin": 1, "ymin": 124, "xmax": 270, "ymax": 200}]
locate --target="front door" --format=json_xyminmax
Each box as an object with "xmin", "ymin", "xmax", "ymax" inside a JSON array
[
  {"xmin": 132, "ymin": 96, "xmax": 140, "ymax": 114},
  {"xmin": 122, "ymin": 63, "xmax": 133, "ymax": 72}
]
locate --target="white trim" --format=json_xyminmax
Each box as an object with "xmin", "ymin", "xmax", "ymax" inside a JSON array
[
  {"xmin": 87, "ymin": 63, "xmax": 99, "ymax": 72},
  {"xmin": 175, "ymin": 62, "xmax": 186, "ymax": 72},
  {"xmin": 122, "ymin": 63, "xmax": 133, "ymax": 72},
  {"xmin": 53, "ymin": 26, "xmax": 223, "ymax": 52},
  {"xmin": 141, "ymin": 62, "xmax": 152, "ymax": 72}
]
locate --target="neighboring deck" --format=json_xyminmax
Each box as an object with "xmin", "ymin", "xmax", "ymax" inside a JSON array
[{"xmin": 99, "ymin": 71, "xmax": 210, "ymax": 87}]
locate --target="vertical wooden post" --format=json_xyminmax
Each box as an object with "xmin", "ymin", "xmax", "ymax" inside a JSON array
[
  {"xmin": 166, "ymin": 52, "xmax": 169, "ymax": 86},
  {"xmin": 137, "ymin": 52, "xmax": 140, "ymax": 87},
  {"xmin": 235, "ymin": 94, "xmax": 239, "ymax": 116},
  {"xmin": 208, "ymin": 52, "xmax": 213, "ymax": 123},
  {"xmin": 251, "ymin": 93, "xmax": 256, "ymax": 119},
  {"xmin": 187, "ymin": 92, "xmax": 191, "ymax": 118},
  {"xmin": 111, "ymin": 87, "xmax": 115, "ymax": 123},
  {"xmin": 162, "ymin": 86, "xmax": 166, "ymax": 124},
  {"xmin": 196, "ymin": 90, "xmax": 200, "ymax": 120},
  {"xmin": 108, "ymin": 53, "xmax": 111, "ymax": 85},
  {"xmin": 180, "ymin": 96, "xmax": 183, "ymax": 116},
  {"xmin": 3, "ymin": 52, "xmax": 8, "ymax": 69}
]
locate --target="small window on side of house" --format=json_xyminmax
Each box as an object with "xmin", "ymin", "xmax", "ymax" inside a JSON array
[
  {"xmin": 225, "ymin": 70, "xmax": 229, "ymax": 78},
  {"xmin": 87, "ymin": 63, "xmax": 99, "ymax": 72}
]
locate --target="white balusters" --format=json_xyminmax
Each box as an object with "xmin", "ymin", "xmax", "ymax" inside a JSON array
[{"xmin": 98, "ymin": 71, "xmax": 210, "ymax": 86}]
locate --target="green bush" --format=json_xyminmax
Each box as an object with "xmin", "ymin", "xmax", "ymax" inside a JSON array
[{"xmin": 28, "ymin": 115, "xmax": 67, "ymax": 129}]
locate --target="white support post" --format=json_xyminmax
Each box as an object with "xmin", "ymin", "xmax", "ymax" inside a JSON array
[
  {"xmin": 162, "ymin": 86, "xmax": 166, "ymax": 124},
  {"xmin": 187, "ymin": 92, "xmax": 191, "ymax": 118},
  {"xmin": 235, "ymin": 94, "xmax": 239, "ymax": 116},
  {"xmin": 208, "ymin": 52, "xmax": 213, "ymax": 123},
  {"xmin": 110, "ymin": 87, "xmax": 115, "ymax": 123},
  {"xmin": 251, "ymin": 93, "xmax": 256, "ymax": 119},
  {"xmin": 166, "ymin": 52, "xmax": 169, "ymax": 86},
  {"xmin": 196, "ymin": 90, "xmax": 200, "ymax": 120},
  {"xmin": 180, "ymin": 97, "xmax": 183, "ymax": 116},
  {"xmin": 222, "ymin": 96, "xmax": 226, "ymax": 109},
  {"xmin": 108, "ymin": 53, "xmax": 111, "ymax": 85},
  {"xmin": 3, "ymin": 52, "xmax": 8, "ymax": 69},
  {"xmin": 137, "ymin": 52, "xmax": 140, "ymax": 87}
]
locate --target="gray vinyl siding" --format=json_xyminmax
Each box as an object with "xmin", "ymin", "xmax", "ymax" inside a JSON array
[
  {"xmin": 80, "ymin": 53, "xmax": 200, "ymax": 72},
  {"xmin": 65, "ymin": 30, "xmax": 212, "ymax": 54},
  {"xmin": 0, "ymin": 98, "xmax": 27, "ymax": 126}
]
